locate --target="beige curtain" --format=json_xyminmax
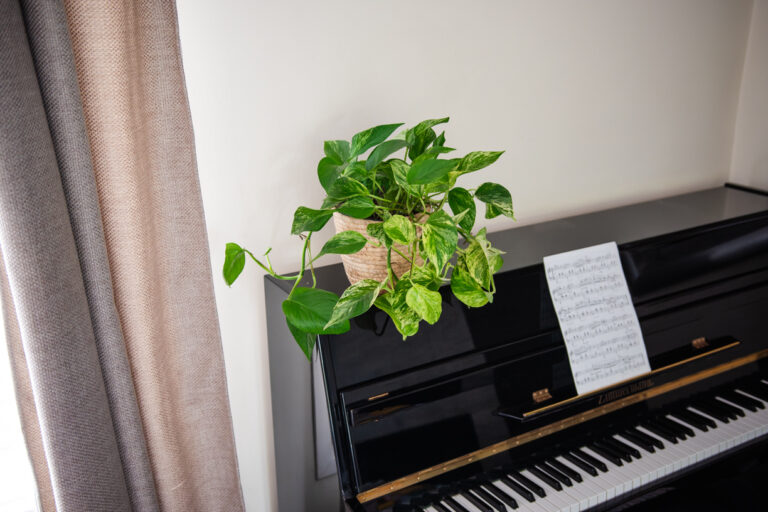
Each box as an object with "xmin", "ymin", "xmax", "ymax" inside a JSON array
[
  {"xmin": 0, "ymin": 0, "xmax": 244, "ymax": 510},
  {"xmin": 62, "ymin": 1, "xmax": 244, "ymax": 511}
]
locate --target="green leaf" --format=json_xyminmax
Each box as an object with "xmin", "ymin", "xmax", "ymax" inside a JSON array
[
  {"xmin": 421, "ymin": 210, "xmax": 458, "ymax": 271},
  {"xmin": 456, "ymin": 151, "xmax": 504, "ymax": 173},
  {"xmin": 366, "ymin": 139, "xmax": 408, "ymax": 170},
  {"xmin": 327, "ymin": 176, "xmax": 369, "ymax": 201},
  {"xmin": 475, "ymin": 182, "xmax": 514, "ymax": 219},
  {"xmin": 433, "ymin": 131, "xmax": 446, "ymax": 147},
  {"xmin": 406, "ymin": 117, "xmax": 449, "ymax": 159},
  {"xmin": 463, "ymin": 240, "xmax": 492, "ymax": 290},
  {"xmin": 406, "ymin": 159, "xmax": 457, "ymax": 185},
  {"xmin": 389, "ymin": 159, "xmax": 416, "ymax": 194},
  {"xmin": 383, "ymin": 215, "xmax": 416, "ymax": 244},
  {"xmin": 316, "ymin": 231, "xmax": 367, "ymax": 258},
  {"xmin": 223, "ymin": 242, "xmax": 246, "ymax": 286},
  {"xmin": 338, "ymin": 196, "xmax": 375, "ymax": 219},
  {"xmin": 342, "ymin": 161, "xmax": 369, "ymax": 182},
  {"xmin": 350, "ymin": 123, "xmax": 404, "ymax": 158},
  {"xmin": 412, "ymin": 145, "xmax": 456, "ymax": 164},
  {"xmin": 285, "ymin": 318, "xmax": 316, "ymax": 361},
  {"xmin": 325, "ymin": 279, "xmax": 384, "ymax": 328},
  {"xmin": 366, "ymin": 222, "xmax": 392, "ymax": 248},
  {"xmin": 374, "ymin": 280, "xmax": 421, "ymax": 338},
  {"xmin": 405, "ymin": 283, "xmax": 442, "ymax": 324},
  {"xmin": 450, "ymin": 265, "xmax": 490, "ymax": 307},
  {"xmin": 317, "ymin": 157, "xmax": 344, "ymax": 192},
  {"xmin": 409, "ymin": 264, "xmax": 442, "ymax": 290},
  {"xmin": 282, "ymin": 287, "xmax": 350, "ymax": 334},
  {"xmin": 291, "ymin": 207, "xmax": 333, "ymax": 235},
  {"xmin": 324, "ymin": 140, "xmax": 350, "ymax": 163},
  {"xmin": 447, "ymin": 188, "xmax": 476, "ymax": 232}
]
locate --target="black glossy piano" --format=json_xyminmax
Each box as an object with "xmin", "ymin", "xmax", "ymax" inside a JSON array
[{"xmin": 316, "ymin": 184, "xmax": 768, "ymax": 512}]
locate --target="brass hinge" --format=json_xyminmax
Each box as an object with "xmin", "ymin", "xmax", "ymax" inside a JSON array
[
  {"xmin": 532, "ymin": 388, "xmax": 552, "ymax": 403},
  {"xmin": 692, "ymin": 337, "xmax": 709, "ymax": 350}
]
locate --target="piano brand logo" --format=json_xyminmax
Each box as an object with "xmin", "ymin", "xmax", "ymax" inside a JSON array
[{"xmin": 597, "ymin": 378, "xmax": 654, "ymax": 405}]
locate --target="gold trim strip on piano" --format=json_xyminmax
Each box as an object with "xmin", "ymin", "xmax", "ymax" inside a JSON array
[
  {"xmin": 524, "ymin": 341, "xmax": 740, "ymax": 417},
  {"xmin": 356, "ymin": 347, "xmax": 767, "ymax": 504}
]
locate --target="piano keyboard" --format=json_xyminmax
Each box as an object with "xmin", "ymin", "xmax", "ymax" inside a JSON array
[{"xmin": 408, "ymin": 378, "xmax": 768, "ymax": 512}]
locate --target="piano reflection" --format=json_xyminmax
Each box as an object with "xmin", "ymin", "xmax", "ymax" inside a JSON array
[{"xmin": 315, "ymin": 184, "xmax": 768, "ymax": 512}]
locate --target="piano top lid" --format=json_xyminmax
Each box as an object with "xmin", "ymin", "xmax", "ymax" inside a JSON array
[{"xmin": 267, "ymin": 184, "xmax": 768, "ymax": 295}]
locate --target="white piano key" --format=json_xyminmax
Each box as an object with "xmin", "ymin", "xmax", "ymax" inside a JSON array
[
  {"xmin": 519, "ymin": 469, "xmax": 574, "ymax": 512},
  {"xmin": 554, "ymin": 456, "xmax": 606, "ymax": 508},
  {"xmin": 583, "ymin": 445, "xmax": 643, "ymax": 492},
  {"xmin": 490, "ymin": 479, "xmax": 548, "ymax": 512},
  {"xmin": 468, "ymin": 489, "xmax": 508, "ymax": 512}
]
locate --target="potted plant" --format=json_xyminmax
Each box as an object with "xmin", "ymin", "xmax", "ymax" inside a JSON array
[{"xmin": 223, "ymin": 117, "xmax": 514, "ymax": 359}]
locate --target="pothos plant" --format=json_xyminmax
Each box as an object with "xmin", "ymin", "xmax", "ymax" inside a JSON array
[{"xmin": 223, "ymin": 117, "xmax": 514, "ymax": 360}]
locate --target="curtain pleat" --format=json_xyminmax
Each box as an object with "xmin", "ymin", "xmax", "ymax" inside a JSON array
[
  {"xmin": 0, "ymin": 1, "xmax": 132, "ymax": 509},
  {"xmin": 0, "ymin": 255, "xmax": 55, "ymax": 512},
  {"xmin": 18, "ymin": 1, "xmax": 161, "ymax": 509},
  {"xmin": 62, "ymin": 1, "xmax": 245, "ymax": 510}
]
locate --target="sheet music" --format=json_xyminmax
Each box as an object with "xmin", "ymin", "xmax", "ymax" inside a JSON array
[{"xmin": 544, "ymin": 242, "xmax": 650, "ymax": 395}]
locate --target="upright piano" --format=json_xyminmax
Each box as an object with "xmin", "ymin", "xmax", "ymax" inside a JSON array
[{"xmin": 316, "ymin": 184, "xmax": 768, "ymax": 512}]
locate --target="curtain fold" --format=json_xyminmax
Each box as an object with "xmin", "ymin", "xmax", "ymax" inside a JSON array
[
  {"xmin": 0, "ymin": 1, "xmax": 134, "ymax": 509},
  {"xmin": 0, "ymin": 0, "xmax": 244, "ymax": 510},
  {"xmin": 62, "ymin": 1, "xmax": 245, "ymax": 509}
]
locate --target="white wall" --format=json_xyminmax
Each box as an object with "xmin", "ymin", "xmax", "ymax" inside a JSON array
[
  {"xmin": 731, "ymin": 0, "xmax": 768, "ymax": 190},
  {"xmin": 176, "ymin": 2, "xmax": 754, "ymax": 510}
]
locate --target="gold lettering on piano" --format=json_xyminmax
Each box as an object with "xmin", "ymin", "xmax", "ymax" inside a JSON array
[
  {"xmin": 356, "ymin": 347, "xmax": 767, "ymax": 504},
  {"xmin": 597, "ymin": 378, "xmax": 653, "ymax": 405}
]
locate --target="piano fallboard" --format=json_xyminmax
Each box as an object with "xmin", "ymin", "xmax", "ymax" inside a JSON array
[{"xmin": 313, "ymin": 184, "xmax": 768, "ymax": 512}]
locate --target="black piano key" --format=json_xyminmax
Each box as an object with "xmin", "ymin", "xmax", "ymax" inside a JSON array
[
  {"xmin": 607, "ymin": 436, "xmax": 641, "ymax": 459},
  {"xmin": 668, "ymin": 409, "xmax": 709, "ymax": 432},
  {"xmin": 444, "ymin": 496, "xmax": 470, "ymax": 512},
  {"xmin": 499, "ymin": 475, "xmax": 536, "ymax": 503},
  {"xmin": 620, "ymin": 430, "xmax": 655, "ymax": 453},
  {"xmin": 539, "ymin": 461, "xmax": 573, "ymax": 486},
  {"xmin": 626, "ymin": 427, "xmax": 664, "ymax": 449},
  {"xmin": 460, "ymin": 491, "xmax": 491, "ymax": 512},
  {"xmin": 679, "ymin": 408, "xmax": 716, "ymax": 429},
  {"xmin": 649, "ymin": 417, "xmax": 686, "ymax": 441},
  {"xmin": 548, "ymin": 458, "xmax": 582, "ymax": 482},
  {"xmin": 564, "ymin": 452, "xmax": 599, "ymax": 476},
  {"xmin": 430, "ymin": 498, "xmax": 451, "ymax": 512},
  {"xmin": 641, "ymin": 420, "xmax": 679, "ymax": 444},
  {"xmin": 482, "ymin": 482, "xmax": 519, "ymax": 509},
  {"xmin": 664, "ymin": 416, "xmax": 696, "ymax": 437},
  {"xmin": 713, "ymin": 396, "xmax": 746, "ymax": 417},
  {"xmin": 740, "ymin": 383, "xmax": 768, "ymax": 402},
  {"xmin": 589, "ymin": 443, "xmax": 624, "ymax": 466},
  {"xmin": 508, "ymin": 470, "xmax": 546, "ymax": 498},
  {"xmin": 692, "ymin": 400, "xmax": 732, "ymax": 423},
  {"xmin": 571, "ymin": 448, "xmax": 608, "ymax": 472},
  {"xmin": 471, "ymin": 486, "xmax": 506, "ymax": 512},
  {"xmin": 527, "ymin": 466, "xmax": 562, "ymax": 491},
  {"xmin": 655, "ymin": 416, "xmax": 692, "ymax": 438},
  {"xmin": 701, "ymin": 396, "xmax": 739, "ymax": 420},
  {"xmin": 720, "ymin": 390, "xmax": 762, "ymax": 412},
  {"xmin": 600, "ymin": 438, "xmax": 634, "ymax": 462}
]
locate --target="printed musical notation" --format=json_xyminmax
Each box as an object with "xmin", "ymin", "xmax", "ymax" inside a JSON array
[{"xmin": 544, "ymin": 242, "xmax": 650, "ymax": 395}]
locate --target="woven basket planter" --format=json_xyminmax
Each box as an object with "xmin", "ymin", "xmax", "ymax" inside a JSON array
[{"xmin": 332, "ymin": 212, "xmax": 423, "ymax": 285}]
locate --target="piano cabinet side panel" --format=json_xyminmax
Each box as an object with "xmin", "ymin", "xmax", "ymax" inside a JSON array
[{"xmin": 264, "ymin": 279, "xmax": 341, "ymax": 512}]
